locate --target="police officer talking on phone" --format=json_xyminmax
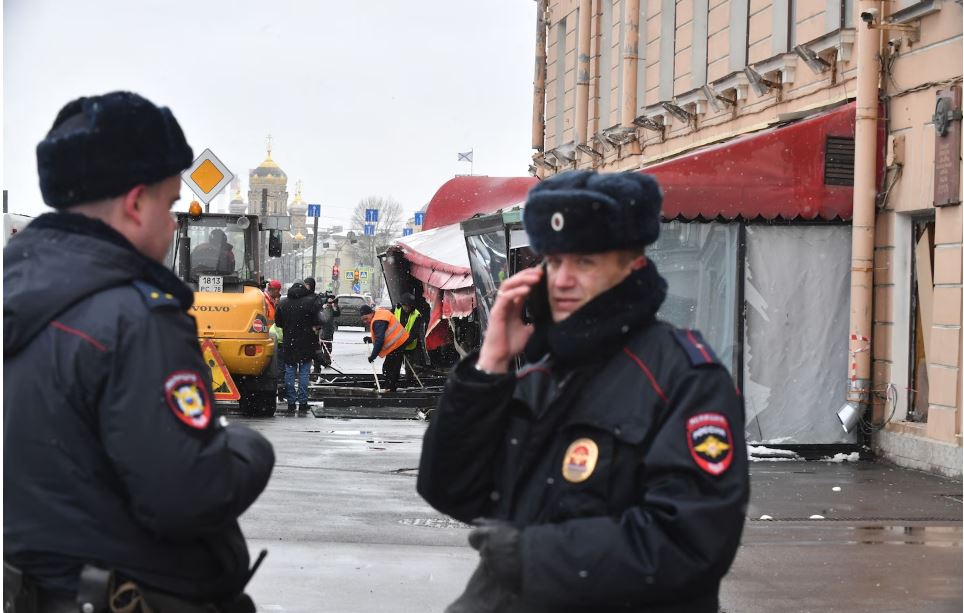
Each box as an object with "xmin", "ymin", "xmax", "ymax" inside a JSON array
[
  {"xmin": 3, "ymin": 92, "xmax": 274, "ymax": 612},
  {"xmin": 417, "ymin": 171, "xmax": 749, "ymax": 613}
]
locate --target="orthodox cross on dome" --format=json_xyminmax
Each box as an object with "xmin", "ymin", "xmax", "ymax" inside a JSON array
[
  {"xmin": 266, "ymin": 134, "xmax": 273, "ymax": 158},
  {"xmin": 296, "ymin": 180, "xmax": 303, "ymax": 197}
]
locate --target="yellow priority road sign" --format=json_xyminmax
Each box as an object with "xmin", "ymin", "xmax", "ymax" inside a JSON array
[
  {"xmin": 200, "ymin": 339, "xmax": 240, "ymax": 401},
  {"xmin": 181, "ymin": 148, "xmax": 234, "ymax": 204}
]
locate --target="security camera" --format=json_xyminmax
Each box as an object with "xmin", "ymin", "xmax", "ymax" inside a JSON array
[{"xmin": 860, "ymin": 8, "xmax": 878, "ymax": 24}]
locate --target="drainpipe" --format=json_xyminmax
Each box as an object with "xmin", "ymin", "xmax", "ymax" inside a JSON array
[
  {"xmin": 838, "ymin": 0, "xmax": 881, "ymax": 433},
  {"xmin": 575, "ymin": 0, "xmax": 591, "ymax": 147},
  {"xmin": 532, "ymin": 0, "xmax": 548, "ymax": 152},
  {"xmin": 620, "ymin": 0, "xmax": 641, "ymax": 155},
  {"xmin": 621, "ymin": 0, "xmax": 640, "ymax": 128}
]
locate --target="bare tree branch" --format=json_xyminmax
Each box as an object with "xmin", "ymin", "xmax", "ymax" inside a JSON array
[
  {"xmin": 351, "ymin": 196, "xmax": 405, "ymax": 239},
  {"xmin": 350, "ymin": 196, "xmax": 406, "ymax": 275}
]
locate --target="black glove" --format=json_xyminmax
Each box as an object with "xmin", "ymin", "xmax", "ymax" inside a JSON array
[
  {"xmin": 368, "ymin": 356, "xmax": 376, "ymax": 363},
  {"xmin": 468, "ymin": 518, "xmax": 522, "ymax": 593},
  {"xmin": 217, "ymin": 593, "xmax": 256, "ymax": 613},
  {"xmin": 363, "ymin": 336, "xmax": 372, "ymax": 344},
  {"xmin": 444, "ymin": 563, "xmax": 515, "ymax": 613}
]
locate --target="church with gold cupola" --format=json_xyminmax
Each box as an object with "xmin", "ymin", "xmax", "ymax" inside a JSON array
[
  {"xmin": 228, "ymin": 177, "xmax": 247, "ymax": 215},
  {"xmin": 227, "ymin": 136, "xmax": 319, "ymax": 280},
  {"xmin": 247, "ymin": 136, "xmax": 288, "ymax": 217},
  {"xmin": 287, "ymin": 180, "xmax": 308, "ymax": 239}
]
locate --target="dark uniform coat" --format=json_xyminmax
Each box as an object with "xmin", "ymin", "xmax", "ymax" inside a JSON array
[
  {"xmin": 417, "ymin": 264, "xmax": 749, "ymax": 612},
  {"xmin": 274, "ymin": 283, "xmax": 318, "ymax": 365},
  {"xmin": 3, "ymin": 213, "xmax": 275, "ymax": 602}
]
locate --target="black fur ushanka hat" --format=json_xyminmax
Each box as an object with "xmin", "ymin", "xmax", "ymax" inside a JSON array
[{"xmin": 523, "ymin": 170, "xmax": 663, "ymax": 255}]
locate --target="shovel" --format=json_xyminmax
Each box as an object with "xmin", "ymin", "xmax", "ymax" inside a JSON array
[
  {"xmin": 404, "ymin": 356, "xmax": 424, "ymax": 389},
  {"xmin": 370, "ymin": 360, "xmax": 383, "ymax": 393}
]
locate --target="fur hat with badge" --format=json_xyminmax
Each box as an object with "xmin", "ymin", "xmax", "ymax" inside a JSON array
[
  {"xmin": 36, "ymin": 91, "xmax": 193, "ymax": 208},
  {"xmin": 523, "ymin": 170, "xmax": 663, "ymax": 255}
]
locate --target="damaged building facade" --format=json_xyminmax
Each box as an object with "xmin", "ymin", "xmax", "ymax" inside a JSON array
[{"xmin": 530, "ymin": 0, "xmax": 962, "ymax": 475}]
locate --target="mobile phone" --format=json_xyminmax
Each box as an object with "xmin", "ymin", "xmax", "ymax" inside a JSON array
[{"xmin": 522, "ymin": 263, "xmax": 551, "ymax": 325}]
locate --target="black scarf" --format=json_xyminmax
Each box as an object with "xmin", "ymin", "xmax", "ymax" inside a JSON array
[
  {"xmin": 28, "ymin": 212, "xmax": 194, "ymax": 309},
  {"xmin": 523, "ymin": 261, "xmax": 667, "ymax": 367}
]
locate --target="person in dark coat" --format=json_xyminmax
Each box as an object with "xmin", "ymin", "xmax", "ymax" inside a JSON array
[
  {"xmin": 317, "ymin": 291, "xmax": 341, "ymax": 367},
  {"xmin": 417, "ymin": 171, "xmax": 749, "ymax": 613},
  {"xmin": 3, "ymin": 91, "xmax": 274, "ymax": 612},
  {"xmin": 274, "ymin": 282, "xmax": 317, "ymax": 413},
  {"xmin": 302, "ymin": 277, "xmax": 324, "ymax": 373}
]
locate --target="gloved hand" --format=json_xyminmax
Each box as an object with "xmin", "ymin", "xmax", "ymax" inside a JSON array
[
  {"xmin": 368, "ymin": 356, "xmax": 376, "ymax": 363},
  {"xmin": 468, "ymin": 518, "xmax": 522, "ymax": 593},
  {"xmin": 363, "ymin": 336, "xmax": 372, "ymax": 344},
  {"xmin": 444, "ymin": 563, "xmax": 515, "ymax": 613}
]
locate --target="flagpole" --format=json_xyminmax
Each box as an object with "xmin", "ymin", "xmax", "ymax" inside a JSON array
[{"xmin": 457, "ymin": 149, "xmax": 474, "ymax": 175}]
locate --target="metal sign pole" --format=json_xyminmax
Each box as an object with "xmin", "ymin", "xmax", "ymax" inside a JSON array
[{"xmin": 311, "ymin": 215, "xmax": 319, "ymax": 279}]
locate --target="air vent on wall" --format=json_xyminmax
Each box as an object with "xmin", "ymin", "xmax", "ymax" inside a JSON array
[{"xmin": 824, "ymin": 136, "xmax": 855, "ymax": 186}]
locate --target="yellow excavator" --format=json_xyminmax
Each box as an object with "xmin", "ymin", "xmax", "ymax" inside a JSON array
[{"xmin": 168, "ymin": 211, "xmax": 280, "ymax": 416}]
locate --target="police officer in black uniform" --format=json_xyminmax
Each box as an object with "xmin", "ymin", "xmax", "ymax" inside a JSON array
[
  {"xmin": 417, "ymin": 171, "xmax": 749, "ymax": 613},
  {"xmin": 3, "ymin": 92, "xmax": 275, "ymax": 612}
]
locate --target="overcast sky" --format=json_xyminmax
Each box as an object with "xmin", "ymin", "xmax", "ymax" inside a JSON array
[{"xmin": 4, "ymin": 0, "xmax": 537, "ymax": 228}]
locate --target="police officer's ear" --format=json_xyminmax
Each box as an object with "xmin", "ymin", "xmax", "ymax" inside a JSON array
[
  {"xmin": 622, "ymin": 249, "xmax": 648, "ymax": 271},
  {"xmin": 121, "ymin": 184, "xmax": 147, "ymax": 217}
]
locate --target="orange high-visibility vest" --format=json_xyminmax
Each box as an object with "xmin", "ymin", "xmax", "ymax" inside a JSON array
[
  {"xmin": 263, "ymin": 292, "xmax": 277, "ymax": 323},
  {"xmin": 370, "ymin": 309, "xmax": 410, "ymax": 357}
]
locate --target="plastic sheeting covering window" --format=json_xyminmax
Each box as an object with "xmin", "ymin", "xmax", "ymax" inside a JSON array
[
  {"xmin": 648, "ymin": 222, "xmax": 740, "ymax": 374},
  {"xmin": 742, "ymin": 225, "xmax": 855, "ymax": 444},
  {"xmin": 466, "ymin": 230, "xmax": 507, "ymax": 333}
]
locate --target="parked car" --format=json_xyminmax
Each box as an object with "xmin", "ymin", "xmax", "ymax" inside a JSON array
[{"xmin": 336, "ymin": 294, "xmax": 368, "ymax": 328}]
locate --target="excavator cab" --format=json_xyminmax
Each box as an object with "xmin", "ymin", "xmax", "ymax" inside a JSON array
[{"xmin": 168, "ymin": 213, "xmax": 279, "ymax": 416}]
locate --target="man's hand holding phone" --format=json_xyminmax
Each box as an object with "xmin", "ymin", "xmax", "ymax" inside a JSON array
[{"xmin": 476, "ymin": 265, "xmax": 545, "ymax": 374}]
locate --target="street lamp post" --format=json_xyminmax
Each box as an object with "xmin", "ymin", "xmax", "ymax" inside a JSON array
[{"xmin": 292, "ymin": 232, "xmax": 306, "ymax": 283}]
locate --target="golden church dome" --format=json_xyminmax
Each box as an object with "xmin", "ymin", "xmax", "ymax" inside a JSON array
[
  {"xmin": 250, "ymin": 136, "xmax": 287, "ymax": 184},
  {"xmin": 251, "ymin": 154, "xmax": 287, "ymax": 183},
  {"xmin": 289, "ymin": 180, "xmax": 307, "ymax": 211}
]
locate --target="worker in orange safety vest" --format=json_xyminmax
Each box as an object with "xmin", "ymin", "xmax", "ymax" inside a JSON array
[
  {"xmin": 263, "ymin": 279, "xmax": 282, "ymax": 324},
  {"xmin": 360, "ymin": 305, "xmax": 410, "ymax": 392}
]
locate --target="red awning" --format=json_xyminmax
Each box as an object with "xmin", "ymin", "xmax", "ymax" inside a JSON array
[
  {"xmin": 388, "ymin": 224, "xmax": 476, "ymax": 350},
  {"xmin": 421, "ymin": 103, "xmax": 875, "ymax": 227},
  {"xmin": 394, "ymin": 225, "xmax": 472, "ymax": 285},
  {"xmin": 423, "ymin": 176, "xmax": 538, "ymax": 230},
  {"xmin": 645, "ymin": 102, "xmax": 860, "ymax": 221}
]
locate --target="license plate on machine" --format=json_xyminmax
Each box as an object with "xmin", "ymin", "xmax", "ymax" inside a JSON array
[{"xmin": 199, "ymin": 275, "xmax": 223, "ymax": 292}]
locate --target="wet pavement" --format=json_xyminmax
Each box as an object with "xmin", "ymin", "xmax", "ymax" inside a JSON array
[
  {"xmin": 236, "ymin": 328, "xmax": 961, "ymax": 612},
  {"xmin": 727, "ymin": 461, "xmax": 961, "ymax": 613},
  {"xmin": 747, "ymin": 461, "xmax": 962, "ymax": 521}
]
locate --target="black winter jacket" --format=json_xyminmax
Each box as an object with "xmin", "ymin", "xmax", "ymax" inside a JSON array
[
  {"xmin": 417, "ymin": 264, "xmax": 749, "ymax": 612},
  {"xmin": 274, "ymin": 283, "xmax": 318, "ymax": 364},
  {"xmin": 3, "ymin": 213, "xmax": 275, "ymax": 601}
]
